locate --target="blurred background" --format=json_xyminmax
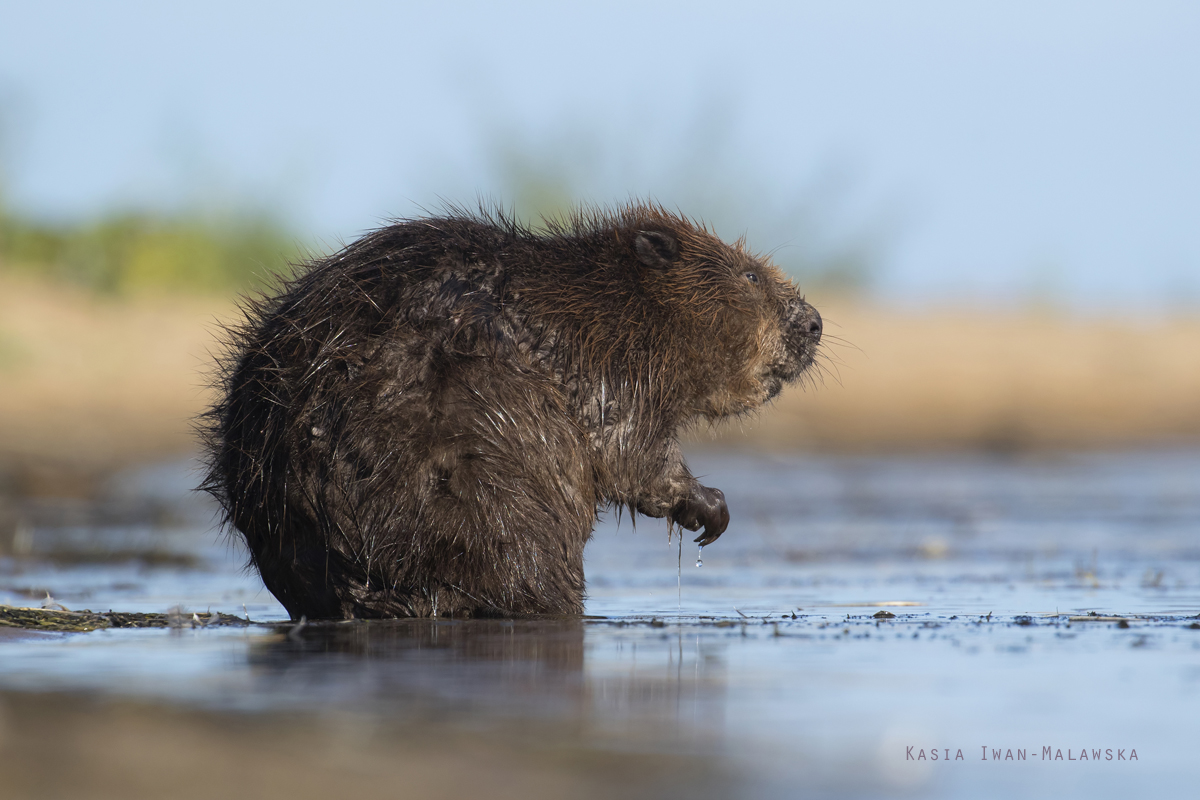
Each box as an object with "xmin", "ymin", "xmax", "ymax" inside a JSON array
[
  {"xmin": 2, "ymin": 6, "xmax": 1200, "ymax": 798},
  {"xmin": 1, "ymin": 0, "xmax": 1198, "ymax": 483}
]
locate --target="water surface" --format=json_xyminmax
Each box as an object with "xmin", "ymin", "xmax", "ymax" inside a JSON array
[{"xmin": 1, "ymin": 450, "xmax": 1197, "ymax": 798}]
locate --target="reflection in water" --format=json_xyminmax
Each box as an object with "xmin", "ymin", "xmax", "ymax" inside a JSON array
[
  {"xmin": 246, "ymin": 618, "xmax": 728, "ymax": 751},
  {"xmin": 249, "ymin": 619, "xmax": 587, "ymax": 719}
]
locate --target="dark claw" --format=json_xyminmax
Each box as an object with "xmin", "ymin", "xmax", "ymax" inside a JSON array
[{"xmin": 670, "ymin": 485, "xmax": 729, "ymax": 547}]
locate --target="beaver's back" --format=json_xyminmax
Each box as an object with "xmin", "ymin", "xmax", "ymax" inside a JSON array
[
  {"xmin": 205, "ymin": 216, "xmax": 598, "ymax": 618},
  {"xmin": 202, "ymin": 204, "xmax": 822, "ymax": 619}
]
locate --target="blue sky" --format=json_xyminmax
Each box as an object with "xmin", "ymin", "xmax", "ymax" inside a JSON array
[{"xmin": 1, "ymin": 1, "xmax": 1197, "ymax": 308}]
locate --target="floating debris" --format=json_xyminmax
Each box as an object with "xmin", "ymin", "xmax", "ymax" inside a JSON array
[
  {"xmin": 40, "ymin": 592, "xmax": 69, "ymax": 612},
  {"xmin": 0, "ymin": 605, "xmax": 253, "ymax": 633}
]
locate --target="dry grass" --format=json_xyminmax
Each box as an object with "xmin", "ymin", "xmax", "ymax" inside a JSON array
[
  {"xmin": 2, "ymin": 275, "xmax": 1198, "ymax": 491},
  {"xmin": 0, "ymin": 273, "xmax": 236, "ymax": 491},
  {"xmin": 701, "ymin": 300, "xmax": 1200, "ymax": 451}
]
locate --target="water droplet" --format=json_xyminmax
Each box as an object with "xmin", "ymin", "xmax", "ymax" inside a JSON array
[{"xmin": 695, "ymin": 546, "xmax": 704, "ymax": 568}]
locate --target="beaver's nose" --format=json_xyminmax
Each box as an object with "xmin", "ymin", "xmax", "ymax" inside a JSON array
[{"xmin": 805, "ymin": 307, "xmax": 823, "ymax": 341}]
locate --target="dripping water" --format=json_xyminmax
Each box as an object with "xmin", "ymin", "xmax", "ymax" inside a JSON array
[{"xmin": 677, "ymin": 525, "xmax": 682, "ymax": 612}]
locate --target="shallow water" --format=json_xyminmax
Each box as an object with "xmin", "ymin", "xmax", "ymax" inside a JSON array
[{"xmin": 1, "ymin": 450, "xmax": 1198, "ymax": 798}]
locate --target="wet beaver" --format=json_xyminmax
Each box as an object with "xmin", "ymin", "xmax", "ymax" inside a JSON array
[{"xmin": 201, "ymin": 203, "xmax": 822, "ymax": 619}]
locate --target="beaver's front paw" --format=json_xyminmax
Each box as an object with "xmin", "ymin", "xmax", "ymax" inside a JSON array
[{"xmin": 670, "ymin": 485, "xmax": 729, "ymax": 547}]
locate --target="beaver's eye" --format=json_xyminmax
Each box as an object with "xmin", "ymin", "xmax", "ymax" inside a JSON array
[{"xmin": 744, "ymin": 272, "xmax": 759, "ymax": 284}]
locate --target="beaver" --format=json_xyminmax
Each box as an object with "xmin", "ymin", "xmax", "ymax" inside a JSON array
[{"xmin": 200, "ymin": 203, "xmax": 822, "ymax": 619}]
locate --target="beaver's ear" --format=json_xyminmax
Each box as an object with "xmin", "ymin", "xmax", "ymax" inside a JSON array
[{"xmin": 635, "ymin": 231, "xmax": 679, "ymax": 270}]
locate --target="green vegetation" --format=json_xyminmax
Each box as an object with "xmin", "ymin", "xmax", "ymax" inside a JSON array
[{"xmin": 0, "ymin": 205, "xmax": 303, "ymax": 294}]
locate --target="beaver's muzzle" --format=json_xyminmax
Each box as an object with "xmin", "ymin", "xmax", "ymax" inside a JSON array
[{"xmin": 781, "ymin": 297, "xmax": 821, "ymax": 374}]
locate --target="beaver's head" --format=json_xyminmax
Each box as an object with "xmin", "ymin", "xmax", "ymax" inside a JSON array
[{"xmin": 632, "ymin": 225, "xmax": 822, "ymax": 420}]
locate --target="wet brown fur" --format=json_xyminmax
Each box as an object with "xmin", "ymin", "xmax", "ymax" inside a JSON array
[{"xmin": 200, "ymin": 202, "xmax": 821, "ymax": 619}]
